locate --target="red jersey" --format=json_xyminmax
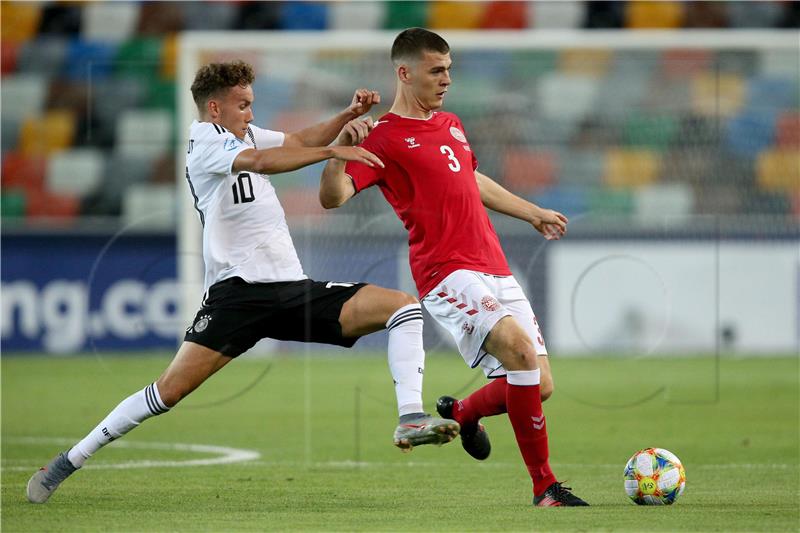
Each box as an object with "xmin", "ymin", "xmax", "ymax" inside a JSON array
[{"xmin": 345, "ymin": 111, "xmax": 511, "ymax": 297}]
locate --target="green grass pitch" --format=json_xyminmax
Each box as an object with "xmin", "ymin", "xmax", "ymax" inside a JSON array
[{"xmin": 2, "ymin": 352, "xmax": 798, "ymax": 532}]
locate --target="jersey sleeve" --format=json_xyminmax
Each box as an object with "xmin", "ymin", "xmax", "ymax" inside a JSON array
[
  {"xmin": 247, "ymin": 125, "xmax": 285, "ymax": 149},
  {"xmin": 344, "ymin": 135, "xmax": 384, "ymax": 193},
  {"xmin": 195, "ymin": 125, "xmax": 251, "ymax": 176}
]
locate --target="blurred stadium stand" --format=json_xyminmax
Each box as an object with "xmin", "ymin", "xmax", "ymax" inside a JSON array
[{"xmin": 1, "ymin": 0, "xmax": 798, "ymax": 228}]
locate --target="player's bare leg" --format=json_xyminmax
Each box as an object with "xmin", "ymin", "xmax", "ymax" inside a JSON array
[
  {"xmin": 26, "ymin": 343, "xmax": 231, "ymax": 503},
  {"xmin": 484, "ymin": 316, "xmax": 588, "ymax": 506},
  {"xmin": 339, "ymin": 285, "xmax": 459, "ymax": 451}
]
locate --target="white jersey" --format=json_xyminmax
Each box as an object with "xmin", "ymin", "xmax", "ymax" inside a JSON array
[{"xmin": 186, "ymin": 120, "xmax": 306, "ymax": 291}]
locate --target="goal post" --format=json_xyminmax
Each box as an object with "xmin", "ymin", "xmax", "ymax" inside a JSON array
[{"xmin": 176, "ymin": 30, "xmax": 799, "ymax": 355}]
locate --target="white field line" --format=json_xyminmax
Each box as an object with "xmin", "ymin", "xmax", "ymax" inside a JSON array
[
  {"xmin": 2, "ymin": 436, "xmax": 795, "ymax": 473},
  {"xmin": 2, "ymin": 437, "xmax": 260, "ymax": 471}
]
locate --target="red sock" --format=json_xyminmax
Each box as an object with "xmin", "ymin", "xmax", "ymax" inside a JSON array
[
  {"xmin": 506, "ymin": 372, "xmax": 557, "ymax": 497},
  {"xmin": 452, "ymin": 377, "xmax": 508, "ymax": 427}
]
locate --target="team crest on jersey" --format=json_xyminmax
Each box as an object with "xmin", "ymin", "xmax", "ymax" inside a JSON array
[
  {"xmin": 405, "ymin": 137, "xmax": 420, "ymax": 149},
  {"xmin": 481, "ymin": 295, "xmax": 501, "ymax": 312},
  {"xmin": 192, "ymin": 314, "xmax": 212, "ymax": 333},
  {"xmin": 449, "ymin": 127, "xmax": 467, "ymax": 143},
  {"xmin": 224, "ymin": 138, "xmax": 243, "ymax": 151}
]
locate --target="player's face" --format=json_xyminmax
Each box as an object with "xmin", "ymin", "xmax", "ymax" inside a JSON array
[
  {"xmin": 214, "ymin": 84, "xmax": 255, "ymax": 140},
  {"xmin": 410, "ymin": 52, "xmax": 452, "ymax": 111}
]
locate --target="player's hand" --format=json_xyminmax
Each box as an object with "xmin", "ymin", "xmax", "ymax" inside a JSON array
[
  {"xmin": 531, "ymin": 208, "xmax": 568, "ymax": 241},
  {"xmin": 348, "ymin": 88, "xmax": 380, "ymax": 116},
  {"xmin": 337, "ymin": 116, "xmax": 374, "ymax": 146},
  {"xmin": 331, "ymin": 145, "xmax": 384, "ymax": 168}
]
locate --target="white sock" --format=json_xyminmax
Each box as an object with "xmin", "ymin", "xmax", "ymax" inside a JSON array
[
  {"xmin": 506, "ymin": 369, "xmax": 541, "ymax": 386},
  {"xmin": 67, "ymin": 382, "xmax": 169, "ymax": 468},
  {"xmin": 386, "ymin": 303, "xmax": 425, "ymax": 416}
]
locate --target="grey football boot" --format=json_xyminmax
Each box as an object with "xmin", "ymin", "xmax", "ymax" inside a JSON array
[
  {"xmin": 393, "ymin": 413, "xmax": 460, "ymax": 452},
  {"xmin": 26, "ymin": 451, "xmax": 78, "ymax": 503}
]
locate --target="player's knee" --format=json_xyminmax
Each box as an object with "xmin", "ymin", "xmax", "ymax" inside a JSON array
[
  {"xmin": 392, "ymin": 290, "xmax": 419, "ymax": 308},
  {"xmin": 500, "ymin": 334, "xmax": 538, "ymax": 370}
]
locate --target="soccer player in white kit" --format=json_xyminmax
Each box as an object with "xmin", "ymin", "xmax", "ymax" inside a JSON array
[
  {"xmin": 26, "ymin": 60, "xmax": 458, "ymax": 504},
  {"xmin": 320, "ymin": 29, "xmax": 589, "ymax": 506}
]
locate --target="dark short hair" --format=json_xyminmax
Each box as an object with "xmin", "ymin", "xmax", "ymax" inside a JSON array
[
  {"xmin": 190, "ymin": 60, "xmax": 255, "ymax": 109},
  {"xmin": 391, "ymin": 28, "xmax": 450, "ymax": 64}
]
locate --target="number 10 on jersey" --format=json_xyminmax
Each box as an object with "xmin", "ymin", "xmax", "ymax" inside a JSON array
[{"xmin": 232, "ymin": 173, "xmax": 255, "ymax": 204}]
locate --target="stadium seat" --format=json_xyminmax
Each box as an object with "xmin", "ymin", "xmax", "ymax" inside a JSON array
[
  {"xmin": 604, "ymin": 148, "xmax": 662, "ymax": 188},
  {"xmin": 728, "ymin": 1, "xmax": 782, "ymax": 28},
  {"xmin": 537, "ymin": 73, "xmax": 599, "ymax": 122},
  {"xmin": 46, "ymin": 80, "xmax": 89, "ymax": 118},
  {"xmin": 691, "ymin": 72, "xmax": 745, "ymax": 117},
  {"xmin": 776, "ymin": 111, "xmax": 800, "ymax": 148},
  {"xmin": 428, "ymin": 1, "xmax": 484, "ymax": 29},
  {"xmin": 509, "ymin": 50, "xmax": 557, "ymax": 82},
  {"xmin": 1, "ymin": 74, "xmax": 47, "ymax": 122},
  {"xmin": 280, "ymin": 2, "xmax": 328, "ymax": 30},
  {"xmin": 759, "ymin": 50, "xmax": 800, "ymax": 79},
  {"xmin": 625, "ymin": 1, "xmax": 684, "ymax": 29},
  {"xmin": 622, "ymin": 114, "xmax": 678, "ymax": 149},
  {"xmin": 683, "ymin": 1, "xmax": 728, "ymax": 28},
  {"xmin": 725, "ymin": 109, "xmax": 776, "ymax": 158},
  {"xmin": 633, "ymin": 183, "xmax": 694, "ymax": 226},
  {"xmin": 529, "ymin": 186, "xmax": 587, "ymax": 218},
  {"xmin": 115, "ymin": 109, "xmax": 173, "ymax": 158},
  {"xmin": 46, "ymin": 148, "xmax": 104, "ymax": 198},
  {"xmin": 1, "ymin": 40, "xmax": 21, "ymax": 75},
  {"xmin": 136, "ymin": 2, "xmax": 184, "ymax": 34},
  {"xmin": 757, "ymin": 150, "xmax": 800, "ymax": 193},
  {"xmin": 25, "ymin": 191, "xmax": 79, "ymax": 219},
  {"xmin": 559, "ymin": 49, "xmax": 613, "ymax": 78},
  {"xmin": 1, "ymin": 191, "xmax": 26, "ymax": 218},
  {"xmin": 16, "ymin": 36, "xmax": 69, "ymax": 76},
  {"xmin": 594, "ymin": 74, "xmax": 649, "ymax": 119},
  {"xmin": 502, "ymin": 148, "xmax": 558, "ymax": 194},
  {"xmin": 160, "ymin": 33, "xmax": 178, "ymax": 80},
  {"xmin": 480, "ymin": 1, "xmax": 527, "ymax": 29},
  {"xmin": 37, "ymin": 3, "xmax": 82, "ymax": 36},
  {"xmin": 558, "ymin": 149, "xmax": 605, "ymax": 186},
  {"xmin": 661, "ymin": 49, "xmax": 712, "ymax": 79},
  {"xmin": 122, "ymin": 183, "xmax": 176, "ymax": 230},
  {"xmin": 746, "ymin": 77, "xmax": 798, "ymax": 112},
  {"xmin": 383, "ymin": 1, "xmax": 428, "ymax": 29},
  {"xmin": 19, "ymin": 110, "xmax": 77, "ymax": 156},
  {"xmin": 114, "ymin": 37, "xmax": 163, "ymax": 80},
  {"xmin": 82, "ymin": 2, "xmax": 139, "ymax": 42},
  {"xmin": 82, "ymin": 152, "xmax": 155, "ymax": 216},
  {"xmin": 1, "ymin": 116, "xmax": 21, "ymax": 153},
  {"xmin": 1, "ymin": 152, "xmax": 46, "ymax": 196},
  {"xmin": 583, "ymin": 1, "xmax": 625, "ymax": 28},
  {"xmin": 529, "ymin": 0, "xmax": 582, "ymax": 28},
  {"xmin": 145, "ymin": 78, "xmax": 176, "ymax": 110},
  {"xmin": 182, "ymin": 1, "xmax": 239, "ymax": 30},
  {"xmin": 587, "ymin": 187, "xmax": 634, "ymax": 216},
  {"xmin": 454, "ymin": 52, "xmax": 512, "ymax": 82},
  {"xmin": 1, "ymin": 2, "xmax": 42, "ymax": 43},
  {"xmin": 63, "ymin": 39, "xmax": 117, "ymax": 81},
  {"xmin": 329, "ymin": 1, "xmax": 385, "ymax": 30}
]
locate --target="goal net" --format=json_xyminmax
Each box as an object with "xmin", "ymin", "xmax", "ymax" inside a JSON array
[{"xmin": 177, "ymin": 30, "xmax": 799, "ymax": 363}]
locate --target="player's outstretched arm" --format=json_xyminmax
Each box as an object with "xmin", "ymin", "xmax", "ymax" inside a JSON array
[
  {"xmin": 233, "ymin": 145, "xmax": 382, "ymax": 176},
  {"xmin": 283, "ymin": 89, "xmax": 380, "ymax": 148},
  {"xmin": 319, "ymin": 117, "xmax": 377, "ymax": 209},
  {"xmin": 475, "ymin": 171, "xmax": 568, "ymax": 241}
]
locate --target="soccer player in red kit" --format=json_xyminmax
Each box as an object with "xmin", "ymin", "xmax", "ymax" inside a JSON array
[{"xmin": 319, "ymin": 28, "xmax": 588, "ymax": 506}]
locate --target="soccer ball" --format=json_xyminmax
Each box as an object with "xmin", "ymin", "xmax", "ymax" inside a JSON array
[{"xmin": 623, "ymin": 448, "xmax": 686, "ymax": 505}]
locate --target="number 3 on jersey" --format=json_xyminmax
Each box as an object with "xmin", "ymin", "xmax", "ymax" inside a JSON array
[
  {"xmin": 439, "ymin": 145, "xmax": 461, "ymax": 172},
  {"xmin": 232, "ymin": 173, "xmax": 255, "ymax": 204}
]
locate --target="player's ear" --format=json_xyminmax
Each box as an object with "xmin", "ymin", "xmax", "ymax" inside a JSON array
[
  {"xmin": 207, "ymin": 98, "xmax": 220, "ymax": 118},
  {"xmin": 397, "ymin": 64, "xmax": 412, "ymax": 84}
]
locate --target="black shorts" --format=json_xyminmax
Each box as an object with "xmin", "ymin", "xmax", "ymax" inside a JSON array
[{"xmin": 184, "ymin": 277, "xmax": 368, "ymax": 357}]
